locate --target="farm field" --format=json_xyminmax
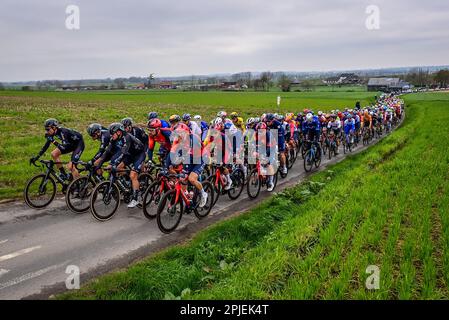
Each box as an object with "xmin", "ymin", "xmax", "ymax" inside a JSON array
[
  {"xmin": 58, "ymin": 92, "xmax": 449, "ymax": 300},
  {"xmin": 0, "ymin": 90, "xmax": 376, "ymax": 199}
]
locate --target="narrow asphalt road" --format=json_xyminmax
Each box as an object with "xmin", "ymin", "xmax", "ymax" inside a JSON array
[{"xmin": 0, "ymin": 127, "xmax": 400, "ymax": 300}]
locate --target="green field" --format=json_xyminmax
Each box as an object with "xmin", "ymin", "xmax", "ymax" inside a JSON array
[
  {"xmin": 57, "ymin": 92, "xmax": 449, "ymax": 300},
  {"xmin": 0, "ymin": 90, "xmax": 376, "ymax": 199}
]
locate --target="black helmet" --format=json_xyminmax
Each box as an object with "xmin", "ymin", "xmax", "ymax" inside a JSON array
[
  {"xmin": 148, "ymin": 112, "xmax": 158, "ymax": 120},
  {"xmin": 44, "ymin": 118, "xmax": 59, "ymax": 128},
  {"xmin": 109, "ymin": 122, "xmax": 125, "ymax": 135},
  {"xmin": 265, "ymin": 113, "xmax": 275, "ymax": 122},
  {"xmin": 182, "ymin": 113, "xmax": 191, "ymax": 121},
  {"xmin": 87, "ymin": 123, "xmax": 102, "ymax": 136},
  {"xmin": 121, "ymin": 117, "xmax": 133, "ymax": 127}
]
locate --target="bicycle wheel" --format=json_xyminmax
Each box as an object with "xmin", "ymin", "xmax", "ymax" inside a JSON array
[
  {"xmin": 228, "ymin": 169, "xmax": 245, "ymax": 200},
  {"xmin": 156, "ymin": 189, "xmax": 184, "ymax": 234},
  {"xmin": 90, "ymin": 181, "xmax": 120, "ymax": 222},
  {"xmin": 247, "ymin": 169, "xmax": 261, "ymax": 199},
  {"xmin": 142, "ymin": 180, "xmax": 162, "ymax": 219},
  {"xmin": 66, "ymin": 176, "xmax": 95, "ymax": 213},
  {"xmin": 287, "ymin": 148, "xmax": 295, "ymax": 169},
  {"xmin": 304, "ymin": 150, "xmax": 313, "ymax": 172},
  {"xmin": 194, "ymin": 181, "xmax": 214, "ymax": 219},
  {"xmin": 208, "ymin": 174, "xmax": 222, "ymax": 206},
  {"xmin": 314, "ymin": 149, "xmax": 322, "ymax": 168},
  {"xmin": 24, "ymin": 174, "xmax": 57, "ymax": 209},
  {"xmin": 137, "ymin": 173, "xmax": 153, "ymax": 209}
]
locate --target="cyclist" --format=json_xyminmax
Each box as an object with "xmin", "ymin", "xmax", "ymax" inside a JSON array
[
  {"xmin": 148, "ymin": 112, "xmax": 170, "ymax": 128},
  {"xmin": 30, "ymin": 119, "xmax": 85, "ymax": 181},
  {"xmin": 86, "ymin": 123, "xmax": 111, "ymax": 176},
  {"xmin": 362, "ymin": 110, "xmax": 373, "ymax": 137},
  {"xmin": 343, "ymin": 114, "xmax": 356, "ymax": 146},
  {"xmin": 203, "ymin": 117, "xmax": 235, "ymax": 191},
  {"xmin": 147, "ymin": 118, "xmax": 172, "ymax": 166},
  {"xmin": 194, "ymin": 115, "xmax": 209, "ymax": 142},
  {"xmin": 230, "ymin": 112, "xmax": 245, "ymax": 133},
  {"xmin": 182, "ymin": 113, "xmax": 202, "ymax": 137},
  {"xmin": 254, "ymin": 118, "xmax": 276, "ymax": 192},
  {"xmin": 99, "ymin": 123, "xmax": 146, "ymax": 208},
  {"xmin": 121, "ymin": 117, "xmax": 148, "ymax": 157},
  {"xmin": 265, "ymin": 113, "xmax": 287, "ymax": 175},
  {"xmin": 302, "ymin": 113, "xmax": 321, "ymax": 159},
  {"xmin": 327, "ymin": 114, "xmax": 341, "ymax": 154},
  {"xmin": 168, "ymin": 115, "xmax": 208, "ymax": 207}
]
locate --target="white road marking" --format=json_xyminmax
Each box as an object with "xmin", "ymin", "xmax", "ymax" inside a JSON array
[
  {"xmin": 0, "ymin": 261, "xmax": 70, "ymax": 290},
  {"xmin": 0, "ymin": 240, "xmax": 8, "ymax": 245},
  {"xmin": 0, "ymin": 246, "xmax": 42, "ymax": 263},
  {"xmin": 0, "ymin": 269, "xmax": 9, "ymax": 277}
]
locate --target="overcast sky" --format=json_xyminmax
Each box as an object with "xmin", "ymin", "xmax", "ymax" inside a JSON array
[{"xmin": 1, "ymin": 0, "xmax": 448, "ymax": 82}]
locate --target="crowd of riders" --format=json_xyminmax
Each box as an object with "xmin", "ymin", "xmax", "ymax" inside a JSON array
[{"xmin": 30, "ymin": 93, "xmax": 404, "ymax": 212}]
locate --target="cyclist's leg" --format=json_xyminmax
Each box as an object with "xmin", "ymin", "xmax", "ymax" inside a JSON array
[{"xmin": 68, "ymin": 140, "xmax": 85, "ymax": 179}]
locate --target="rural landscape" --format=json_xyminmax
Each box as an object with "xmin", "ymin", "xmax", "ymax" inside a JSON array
[{"xmin": 1, "ymin": 0, "xmax": 449, "ymax": 310}]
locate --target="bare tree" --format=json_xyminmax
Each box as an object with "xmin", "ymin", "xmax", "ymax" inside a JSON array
[
  {"xmin": 260, "ymin": 71, "xmax": 273, "ymax": 91},
  {"xmin": 433, "ymin": 69, "xmax": 449, "ymax": 88},
  {"xmin": 278, "ymin": 73, "xmax": 292, "ymax": 92}
]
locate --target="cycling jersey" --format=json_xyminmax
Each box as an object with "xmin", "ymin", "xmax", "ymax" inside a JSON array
[
  {"xmin": 302, "ymin": 117, "xmax": 321, "ymax": 142},
  {"xmin": 101, "ymin": 132, "xmax": 145, "ymax": 171},
  {"xmin": 38, "ymin": 127, "xmax": 85, "ymax": 163},
  {"xmin": 268, "ymin": 119, "xmax": 286, "ymax": 152},
  {"xmin": 344, "ymin": 119, "xmax": 355, "ymax": 135},
  {"xmin": 148, "ymin": 128, "xmax": 172, "ymax": 162},
  {"xmin": 92, "ymin": 130, "xmax": 111, "ymax": 162},
  {"xmin": 233, "ymin": 117, "xmax": 245, "ymax": 132}
]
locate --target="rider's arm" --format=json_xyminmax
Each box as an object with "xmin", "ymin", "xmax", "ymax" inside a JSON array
[{"xmin": 36, "ymin": 135, "xmax": 53, "ymax": 158}]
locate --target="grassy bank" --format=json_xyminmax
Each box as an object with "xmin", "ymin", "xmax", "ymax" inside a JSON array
[
  {"xmin": 59, "ymin": 93, "xmax": 449, "ymax": 299},
  {"xmin": 0, "ymin": 90, "xmax": 375, "ymax": 199}
]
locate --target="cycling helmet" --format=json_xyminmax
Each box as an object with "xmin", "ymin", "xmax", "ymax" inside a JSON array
[
  {"xmin": 148, "ymin": 112, "xmax": 158, "ymax": 120},
  {"xmin": 217, "ymin": 111, "xmax": 227, "ymax": 118},
  {"xmin": 44, "ymin": 118, "xmax": 59, "ymax": 128},
  {"xmin": 254, "ymin": 117, "xmax": 261, "ymax": 123},
  {"xmin": 121, "ymin": 117, "xmax": 133, "ymax": 127},
  {"xmin": 169, "ymin": 114, "xmax": 181, "ymax": 123},
  {"xmin": 303, "ymin": 109, "xmax": 310, "ymax": 114},
  {"xmin": 246, "ymin": 117, "xmax": 255, "ymax": 126},
  {"xmin": 318, "ymin": 111, "xmax": 323, "ymax": 116},
  {"xmin": 87, "ymin": 123, "xmax": 102, "ymax": 136},
  {"xmin": 193, "ymin": 115, "xmax": 201, "ymax": 121},
  {"xmin": 230, "ymin": 112, "xmax": 239, "ymax": 119},
  {"xmin": 214, "ymin": 117, "xmax": 224, "ymax": 129},
  {"xmin": 306, "ymin": 113, "xmax": 313, "ymax": 122},
  {"xmin": 182, "ymin": 113, "xmax": 191, "ymax": 121},
  {"xmin": 265, "ymin": 113, "xmax": 275, "ymax": 122},
  {"xmin": 148, "ymin": 118, "xmax": 162, "ymax": 129},
  {"xmin": 109, "ymin": 122, "xmax": 125, "ymax": 135}
]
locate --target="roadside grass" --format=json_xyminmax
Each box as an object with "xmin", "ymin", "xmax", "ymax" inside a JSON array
[
  {"xmin": 59, "ymin": 93, "xmax": 449, "ymax": 300},
  {"xmin": 0, "ymin": 90, "xmax": 376, "ymax": 199}
]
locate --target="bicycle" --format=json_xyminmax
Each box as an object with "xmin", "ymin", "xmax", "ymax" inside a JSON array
[
  {"xmin": 343, "ymin": 132, "xmax": 354, "ymax": 154},
  {"xmin": 89, "ymin": 166, "xmax": 152, "ymax": 221},
  {"xmin": 208, "ymin": 164, "xmax": 245, "ymax": 206},
  {"xmin": 247, "ymin": 157, "xmax": 278, "ymax": 199},
  {"xmin": 156, "ymin": 173, "xmax": 214, "ymax": 234},
  {"xmin": 303, "ymin": 140, "xmax": 321, "ymax": 172},
  {"xmin": 65, "ymin": 161, "xmax": 105, "ymax": 214},
  {"xmin": 327, "ymin": 131, "xmax": 338, "ymax": 160},
  {"xmin": 142, "ymin": 167, "xmax": 178, "ymax": 220},
  {"xmin": 25, "ymin": 159, "xmax": 76, "ymax": 209}
]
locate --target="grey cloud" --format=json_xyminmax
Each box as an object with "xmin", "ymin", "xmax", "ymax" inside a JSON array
[{"xmin": 0, "ymin": 0, "xmax": 448, "ymax": 81}]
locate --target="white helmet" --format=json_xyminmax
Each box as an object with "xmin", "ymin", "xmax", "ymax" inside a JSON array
[
  {"xmin": 214, "ymin": 117, "xmax": 223, "ymax": 127},
  {"xmin": 246, "ymin": 117, "xmax": 255, "ymax": 126},
  {"xmin": 318, "ymin": 111, "xmax": 323, "ymax": 116},
  {"xmin": 194, "ymin": 115, "xmax": 201, "ymax": 121},
  {"xmin": 306, "ymin": 113, "xmax": 313, "ymax": 122},
  {"xmin": 217, "ymin": 111, "xmax": 227, "ymax": 118}
]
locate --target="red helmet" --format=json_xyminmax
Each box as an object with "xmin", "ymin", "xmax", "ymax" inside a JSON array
[
  {"xmin": 303, "ymin": 109, "xmax": 310, "ymax": 114},
  {"xmin": 148, "ymin": 118, "xmax": 162, "ymax": 129}
]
